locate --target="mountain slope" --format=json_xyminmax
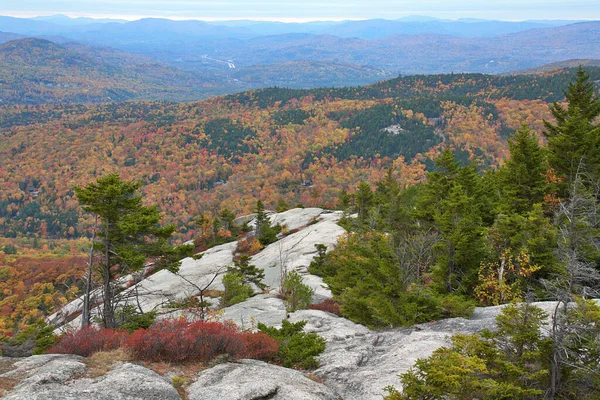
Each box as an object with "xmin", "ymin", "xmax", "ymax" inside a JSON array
[
  {"xmin": 2, "ymin": 68, "xmax": 598, "ymax": 239},
  {"xmin": 508, "ymin": 59, "xmax": 600, "ymax": 75},
  {"xmin": 0, "ymin": 38, "xmax": 218, "ymax": 104}
]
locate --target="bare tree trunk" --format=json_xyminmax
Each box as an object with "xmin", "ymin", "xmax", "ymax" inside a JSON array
[
  {"xmin": 82, "ymin": 215, "xmax": 98, "ymax": 328},
  {"xmin": 103, "ymin": 221, "xmax": 115, "ymax": 328}
]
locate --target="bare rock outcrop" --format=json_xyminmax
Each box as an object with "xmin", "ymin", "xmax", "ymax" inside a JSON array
[
  {"xmin": 1, "ymin": 355, "xmax": 180, "ymax": 400},
  {"xmin": 187, "ymin": 359, "xmax": 341, "ymax": 400}
]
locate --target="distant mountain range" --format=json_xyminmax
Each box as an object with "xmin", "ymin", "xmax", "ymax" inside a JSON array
[
  {"xmin": 0, "ymin": 15, "xmax": 599, "ymax": 102},
  {"xmin": 0, "ymin": 37, "xmax": 396, "ymax": 105},
  {"xmin": 0, "ymin": 38, "xmax": 215, "ymax": 104},
  {"xmin": 508, "ymin": 59, "xmax": 600, "ymax": 75}
]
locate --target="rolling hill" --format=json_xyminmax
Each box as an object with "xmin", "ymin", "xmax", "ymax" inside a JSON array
[
  {"xmin": 1, "ymin": 66, "xmax": 598, "ymax": 240},
  {"xmin": 0, "ymin": 38, "xmax": 219, "ymax": 104}
]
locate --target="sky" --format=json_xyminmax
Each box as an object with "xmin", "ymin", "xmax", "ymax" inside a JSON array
[{"xmin": 1, "ymin": 0, "xmax": 599, "ymax": 22}]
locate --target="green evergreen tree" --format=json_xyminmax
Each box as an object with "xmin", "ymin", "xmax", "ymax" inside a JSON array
[
  {"xmin": 544, "ymin": 67, "xmax": 600, "ymax": 195},
  {"xmin": 75, "ymin": 174, "xmax": 192, "ymax": 328},
  {"xmin": 497, "ymin": 127, "xmax": 548, "ymax": 215},
  {"xmin": 416, "ymin": 150, "xmax": 487, "ymax": 294},
  {"xmin": 355, "ymin": 181, "xmax": 374, "ymax": 223},
  {"xmin": 255, "ymin": 200, "xmax": 280, "ymax": 246},
  {"xmin": 227, "ymin": 255, "xmax": 267, "ymax": 290}
]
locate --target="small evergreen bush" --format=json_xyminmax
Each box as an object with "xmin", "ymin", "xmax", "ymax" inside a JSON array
[
  {"xmin": 281, "ymin": 270, "xmax": 314, "ymax": 312},
  {"xmin": 115, "ymin": 305, "xmax": 157, "ymax": 333},
  {"xmin": 258, "ymin": 320, "xmax": 326, "ymax": 369},
  {"xmin": 221, "ymin": 272, "xmax": 254, "ymax": 306}
]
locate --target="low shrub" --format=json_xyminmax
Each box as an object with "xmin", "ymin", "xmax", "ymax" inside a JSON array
[
  {"xmin": 221, "ymin": 272, "xmax": 254, "ymax": 307},
  {"xmin": 258, "ymin": 320, "xmax": 326, "ymax": 369},
  {"xmin": 125, "ymin": 319, "xmax": 277, "ymax": 363},
  {"xmin": 308, "ymin": 299, "xmax": 341, "ymax": 316},
  {"xmin": 5, "ymin": 320, "xmax": 57, "ymax": 355},
  {"xmin": 48, "ymin": 326, "xmax": 129, "ymax": 357},
  {"xmin": 281, "ymin": 270, "xmax": 314, "ymax": 312},
  {"xmin": 241, "ymin": 332, "xmax": 279, "ymax": 361},
  {"xmin": 115, "ymin": 305, "xmax": 157, "ymax": 333}
]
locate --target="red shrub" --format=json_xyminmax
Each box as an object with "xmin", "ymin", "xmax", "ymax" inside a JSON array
[
  {"xmin": 308, "ymin": 299, "xmax": 342, "ymax": 316},
  {"xmin": 125, "ymin": 319, "xmax": 245, "ymax": 363},
  {"xmin": 47, "ymin": 326, "xmax": 129, "ymax": 357},
  {"xmin": 241, "ymin": 332, "xmax": 279, "ymax": 361}
]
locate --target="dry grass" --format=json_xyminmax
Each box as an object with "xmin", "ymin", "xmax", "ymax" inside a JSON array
[
  {"xmin": 144, "ymin": 361, "xmax": 206, "ymax": 400},
  {"xmin": 0, "ymin": 376, "xmax": 20, "ymax": 396},
  {"xmin": 304, "ymin": 372, "xmax": 324, "ymax": 384},
  {"xmin": 202, "ymin": 289, "xmax": 223, "ymax": 298},
  {"xmin": 84, "ymin": 348, "xmax": 133, "ymax": 378}
]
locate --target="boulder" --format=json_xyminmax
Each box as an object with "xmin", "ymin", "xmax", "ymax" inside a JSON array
[
  {"xmin": 220, "ymin": 294, "xmax": 288, "ymax": 329},
  {"xmin": 187, "ymin": 359, "xmax": 340, "ymax": 400},
  {"xmin": 2, "ymin": 356, "xmax": 180, "ymax": 400}
]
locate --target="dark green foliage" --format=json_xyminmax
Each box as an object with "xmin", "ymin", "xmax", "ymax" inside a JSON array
[
  {"xmin": 115, "ymin": 305, "xmax": 157, "ymax": 333},
  {"xmin": 280, "ymin": 270, "xmax": 314, "ymax": 312},
  {"xmin": 255, "ymin": 200, "xmax": 281, "ymax": 246},
  {"xmin": 227, "ymin": 255, "xmax": 267, "ymax": 290},
  {"xmin": 200, "ymin": 118, "xmax": 259, "ymax": 158},
  {"xmin": 2, "ymin": 244, "xmax": 17, "ymax": 254},
  {"xmin": 320, "ymin": 103, "xmax": 441, "ymax": 161},
  {"xmin": 544, "ymin": 67, "xmax": 600, "ymax": 195},
  {"xmin": 272, "ymin": 108, "xmax": 311, "ymax": 125},
  {"xmin": 258, "ymin": 320, "xmax": 326, "ymax": 369},
  {"xmin": 386, "ymin": 303, "xmax": 550, "ymax": 400},
  {"xmin": 310, "ymin": 232, "xmax": 471, "ymax": 328},
  {"xmin": 4, "ymin": 320, "xmax": 57, "ymax": 355},
  {"xmin": 496, "ymin": 127, "xmax": 548, "ymax": 215},
  {"xmin": 221, "ymin": 273, "xmax": 254, "ymax": 307},
  {"xmin": 416, "ymin": 150, "xmax": 487, "ymax": 294}
]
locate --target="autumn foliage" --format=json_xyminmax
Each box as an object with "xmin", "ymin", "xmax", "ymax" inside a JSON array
[
  {"xmin": 48, "ymin": 326, "xmax": 129, "ymax": 357},
  {"xmin": 125, "ymin": 319, "xmax": 279, "ymax": 363},
  {"xmin": 46, "ymin": 319, "xmax": 280, "ymax": 363},
  {"xmin": 307, "ymin": 299, "xmax": 342, "ymax": 316}
]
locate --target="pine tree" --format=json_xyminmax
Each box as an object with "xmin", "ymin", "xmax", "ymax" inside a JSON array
[
  {"xmin": 255, "ymin": 200, "xmax": 280, "ymax": 246},
  {"xmin": 544, "ymin": 67, "xmax": 600, "ymax": 195},
  {"xmin": 75, "ymin": 174, "xmax": 192, "ymax": 328},
  {"xmin": 497, "ymin": 127, "xmax": 548, "ymax": 215}
]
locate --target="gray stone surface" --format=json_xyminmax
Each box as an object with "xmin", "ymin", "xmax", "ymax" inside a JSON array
[
  {"xmin": 49, "ymin": 208, "xmax": 345, "ymax": 331},
  {"xmin": 2, "ymin": 357, "xmax": 180, "ymax": 400},
  {"xmin": 287, "ymin": 310, "xmax": 500, "ymax": 400},
  {"xmin": 220, "ymin": 294, "xmax": 288, "ymax": 329},
  {"xmin": 187, "ymin": 359, "xmax": 340, "ymax": 400}
]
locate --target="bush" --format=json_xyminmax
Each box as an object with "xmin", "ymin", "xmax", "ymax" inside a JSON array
[
  {"xmin": 125, "ymin": 319, "xmax": 279, "ymax": 363},
  {"xmin": 48, "ymin": 326, "xmax": 129, "ymax": 357},
  {"xmin": 384, "ymin": 303, "xmax": 551, "ymax": 399},
  {"xmin": 221, "ymin": 272, "xmax": 254, "ymax": 307},
  {"xmin": 258, "ymin": 320, "xmax": 326, "ymax": 369},
  {"xmin": 115, "ymin": 305, "xmax": 157, "ymax": 333},
  {"xmin": 241, "ymin": 332, "xmax": 279, "ymax": 361},
  {"xmin": 281, "ymin": 270, "xmax": 314, "ymax": 312},
  {"xmin": 2, "ymin": 244, "xmax": 17, "ymax": 255},
  {"xmin": 437, "ymin": 293, "xmax": 477, "ymax": 318},
  {"xmin": 308, "ymin": 299, "xmax": 341, "ymax": 316},
  {"xmin": 2, "ymin": 320, "xmax": 57, "ymax": 355}
]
